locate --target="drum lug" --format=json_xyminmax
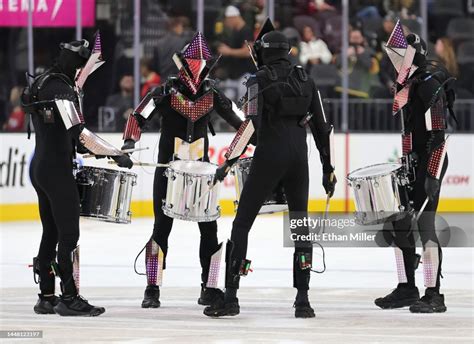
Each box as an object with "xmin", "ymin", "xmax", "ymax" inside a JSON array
[
  {"xmin": 373, "ymin": 182, "xmax": 379, "ymax": 188},
  {"xmin": 399, "ymin": 205, "xmax": 405, "ymax": 211},
  {"xmin": 186, "ymin": 176, "xmax": 193, "ymax": 185},
  {"xmin": 185, "ymin": 207, "xmax": 190, "ymax": 215},
  {"xmin": 355, "ymin": 184, "xmax": 361, "ymax": 189},
  {"xmin": 204, "ymin": 209, "xmax": 209, "ymax": 214}
]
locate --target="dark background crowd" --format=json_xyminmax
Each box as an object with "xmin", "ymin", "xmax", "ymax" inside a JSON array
[{"xmin": 1, "ymin": 0, "xmax": 473, "ymax": 133}]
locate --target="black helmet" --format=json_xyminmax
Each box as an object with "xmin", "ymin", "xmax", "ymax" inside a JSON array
[
  {"xmin": 57, "ymin": 39, "xmax": 91, "ymax": 79},
  {"xmin": 406, "ymin": 33, "xmax": 427, "ymax": 67},
  {"xmin": 255, "ymin": 31, "xmax": 290, "ymax": 65},
  {"xmin": 406, "ymin": 33, "xmax": 427, "ymax": 56}
]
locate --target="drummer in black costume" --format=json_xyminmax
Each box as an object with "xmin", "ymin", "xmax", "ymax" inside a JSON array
[
  {"xmin": 375, "ymin": 22, "xmax": 455, "ymax": 313},
  {"xmin": 121, "ymin": 32, "xmax": 245, "ymax": 308},
  {"xmin": 203, "ymin": 19, "xmax": 337, "ymax": 318},
  {"xmin": 21, "ymin": 37, "xmax": 132, "ymax": 316}
]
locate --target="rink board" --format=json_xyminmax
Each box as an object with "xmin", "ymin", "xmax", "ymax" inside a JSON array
[{"xmin": 0, "ymin": 133, "xmax": 472, "ymax": 221}]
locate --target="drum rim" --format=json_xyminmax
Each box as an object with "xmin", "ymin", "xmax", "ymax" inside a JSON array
[
  {"xmin": 347, "ymin": 162, "xmax": 402, "ymax": 180},
  {"xmin": 162, "ymin": 207, "xmax": 220, "ymax": 222},
  {"xmin": 168, "ymin": 160, "xmax": 217, "ymax": 176},
  {"xmin": 79, "ymin": 166, "xmax": 137, "ymax": 178}
]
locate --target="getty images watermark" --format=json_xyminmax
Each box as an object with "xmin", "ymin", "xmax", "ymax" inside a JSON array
[{"xmin": 283, "ymin": 212, "xmax": 473, "ymax": 248}]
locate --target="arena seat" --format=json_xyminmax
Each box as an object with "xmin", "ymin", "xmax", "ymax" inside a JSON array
[
  {"xmin": 457, "ymin": 40, "xmax": 474, "ymax": 65},
  {"xmin": 447, "ymin": 18, "xmax": 474, "ymax": 42}
]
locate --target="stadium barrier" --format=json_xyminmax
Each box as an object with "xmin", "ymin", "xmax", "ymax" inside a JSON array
[{"xmin": 0, "ymin": 133, "xmax": 472, "ymax": 222}]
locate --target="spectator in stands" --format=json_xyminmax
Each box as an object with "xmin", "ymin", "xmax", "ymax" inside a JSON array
[
  {"xmin": 140, "ymin": 58, "xmax": 161, "ymax": 98},
  {"xmin": 214, "ymin": 5, "xmax": 254, "ymax": 80},
  {"xmin": 153, "ymin": 16, "xmax": 190, "ymax": 80},
  {"xmin": 435, "ymin": 37, "xmax": 459, "ymax": 77},
  {"xmin": 105, "ymin": 75, "xmax": 134, "ymax": 130},
  {"xmin": 335, "ymin": 28, "xmax": 380, "ymax": 98},
  {"xmin": 3, "ymin": 86, "xmax": 26, "ymax": 132},
  {"xmin": 385, "ymin": 0, "xmax": 418, "ymax": 19},
  {"xmin": 299, "ymin": 25, "xmax": 333, "ymax": 72}
]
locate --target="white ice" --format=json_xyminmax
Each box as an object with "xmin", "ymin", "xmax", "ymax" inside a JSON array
[{"xmin": 1, "ymin": 215, "xmax": 473, "ymax": 343}]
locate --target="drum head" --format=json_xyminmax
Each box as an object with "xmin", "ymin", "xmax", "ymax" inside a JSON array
[
  {"xmin": 348, "ymin": 163, "xmax": 402, "ymax": 180},
  {"xmin": 169, "ymin": 160, "xmax": 217, "ymax": 175}
]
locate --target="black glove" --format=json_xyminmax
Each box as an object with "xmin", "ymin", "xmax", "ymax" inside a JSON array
[
  {"xmin": 322, "ymin": 172, "xmax": 337, "ymax": 197},
  {"xmin": 214, "ymin": 161, "xmax": 231, "ymax": 184},
  {"xmin": 121, "ymin": 139, "xmax": 135, "ymax": 152},
  {"xmin": 112, "ymin": 154, "xmax": 133, "ymax": 169},
  {"xmin": 424, "ymin": 175, "xmax": 440, "ymax": 202}
]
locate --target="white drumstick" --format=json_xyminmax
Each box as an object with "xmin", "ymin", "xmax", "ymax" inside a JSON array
[
  {"xmin": 321, "ymin": 173, "xmax": 334, "ymax": 234},
  {"xmin": 82, "ymin": 147, "xmax": 149, "ymax": 158},
  {"xmin": 108, "ymin": 161, "xmax": 169, "ymax": 168},
  {"xmin": 191, "ymin": 183, "xmax": 217, "ymax": 208},
  {"xmin": 416, "ymin": 197, "xmax": 430, "ymax": 221}
]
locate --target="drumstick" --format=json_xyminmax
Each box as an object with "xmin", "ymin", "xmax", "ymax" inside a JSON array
[
  {"xmin": 82, "ymin": 147, "xmax": 149, "ymax": 158},
  {"xmin": 108, "ymin": 161, "xmax": 169, "ymax": 168},
  {"xmin": 416, "ymin": 197, "xmax": 430, "ymax": 221},
  {"xmin": 191, "ymin": 183, "xmax": 217, "ymax": 208},
  {"xmin": 321, "ymin": 172, "xmax": 334, "ymax": 234}
]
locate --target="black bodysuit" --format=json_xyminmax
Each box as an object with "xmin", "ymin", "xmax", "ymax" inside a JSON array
[
  {"xmin": 392, "ymin": 63, "xmax": 451, "ymax": 290},
  {"xmin": 124, "ymin": 78, "xmax": 243, "ymax": 284},
  {"xmin": 223, "ymin": 59, "xmax": 333, "ymax": 291},
  {"xmin": 27, "ymin": 69, "xmax": 82, "ymax": 296}
]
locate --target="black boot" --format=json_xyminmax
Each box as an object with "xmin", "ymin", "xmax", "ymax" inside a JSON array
[
  {"xmin": 293, "ymin": 251, "xmax": 315, "ymax": 318},
  {"xmin": 54, "ymin": 295, "xmax": 105, "ymax": 317},
  {"xmin": 32, "ymin": 257, "xmax": 58, "ymax": 314},
  {"xmin": 375, "ymin": 283, "xmax": 420, "ymax": 309},
  {"xmin": 142, "ymin": 285, "xmax": 161, "ymax": 308},
  {"xmin": 34, "ymin": 294, "xmax": 60, "ymax": 314},
  {"xmin": 409, "ymin": 288, "xmax": 446, "ymax": 313},
  {"xmin": 294, "ymin": 290, "xmax": 315, "ymax": 318},
  {"xmin": 203, "ymin": 287, "xmax": 240, "ymax": 317},
  {"xmin": 198, "ymin": 284, "xmax": 224, "ymax": 306}
]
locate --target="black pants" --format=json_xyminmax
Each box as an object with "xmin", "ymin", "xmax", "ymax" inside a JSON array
[
  {"xmin": 229, "ymin": 137, "xmax": 312, "ymax": 291},
  {"xmin": 393, "ymin": 155, "xmax": 448, "ymax": 290},
  {"xmin": 30, "ymin": 155, "xmax": 79, "ymax": 295},
  {"xmin": 151, "ymin": 161, "xmax": 220, "ymax": 285}
]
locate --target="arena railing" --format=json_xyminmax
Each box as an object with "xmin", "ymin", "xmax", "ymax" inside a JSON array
[{"xmin": 94, "ymin": 99, "xmax": 473, "ymax": 133}]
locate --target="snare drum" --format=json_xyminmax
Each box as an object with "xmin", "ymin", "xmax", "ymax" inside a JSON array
[
  {"xmin": 163, "ymin": 160, "xmax": 220, "ymax": 222},
  {"xmin": 231, "ymin": 157, "xmax": 288, "ymax": 214},
  {"xmin": 76, "ymin": 166, "xmax": 137, "ymax": 224},
  {"xmin": 347, "ymin": 163, "xmax": 410, "ymax": 225}
]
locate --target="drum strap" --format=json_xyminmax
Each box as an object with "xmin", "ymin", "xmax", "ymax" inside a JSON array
[{"xmin": 186, "ymin": 120, "xmax": 194, "ymax": 143}]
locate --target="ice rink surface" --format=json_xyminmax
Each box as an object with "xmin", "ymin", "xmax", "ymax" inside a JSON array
[{"xmin": 1, "ymin": 215, "xmax": 473, "ymax": 343}]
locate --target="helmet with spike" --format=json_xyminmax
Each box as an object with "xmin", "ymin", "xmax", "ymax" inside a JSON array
[{"xmin": 173, "ymin": 32, "xmax": 217, "ymax": 94}]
